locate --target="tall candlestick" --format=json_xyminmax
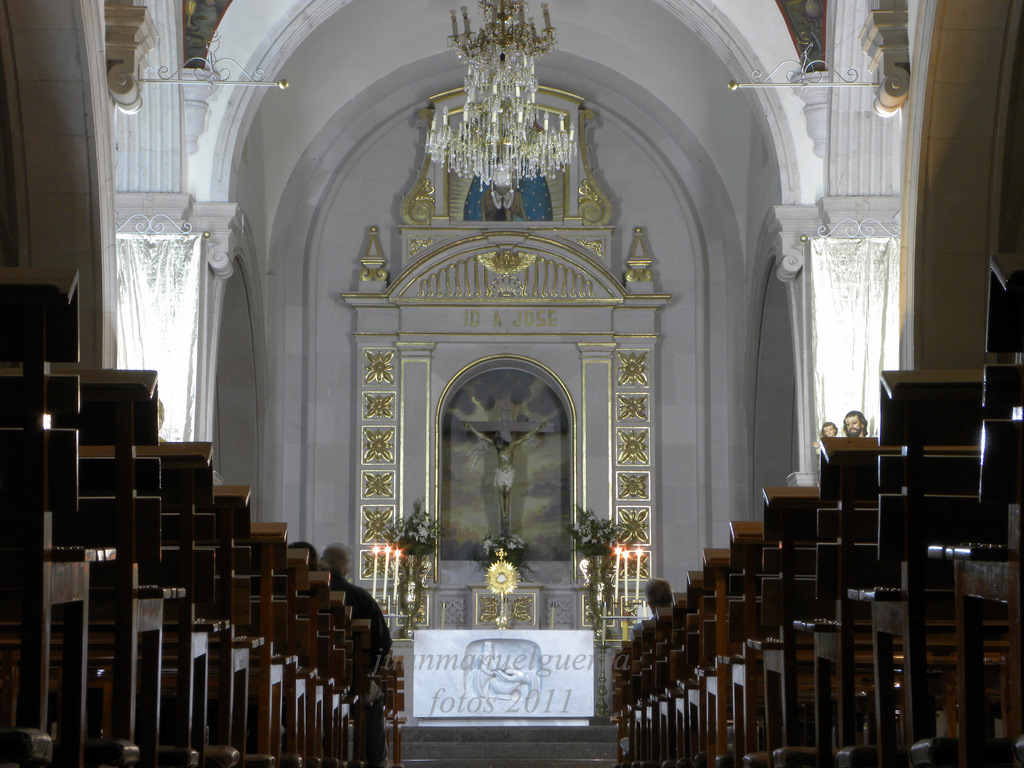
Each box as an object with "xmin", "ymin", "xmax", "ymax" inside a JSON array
[
  {"xmin": 626, "ymin": 550, "xmax": 634, "ymax": 613},
  {"xmin": 382, "ymin": 546, "xmax": 391, "ymax": 609},
  {"xmin": 372, "ymin": 545, "xmax": 380, "ymax": 600},
  {"xmin": 630, "ymin": 548, "xmax": 638, "ymax": 606},
  {"xmin": 613, "ymin": 546, "xmax": 621, "ymax": 611},
  {"xmin": 392, "ymin": 548, "xmax": 401, "ymax": 615}
]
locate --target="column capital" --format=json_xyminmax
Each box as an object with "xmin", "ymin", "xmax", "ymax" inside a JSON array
[
  {"xmin": 105, "ymin": 3, "xmax": 157, "ymax": 114},
  {"xmin": 395, "ymin": 342, "xmax": 436, "ymax": 359},
  {"xmin": 860, "ymin": 7, "xmax": 910, "ymax": 117},
  {"xmin": 769, "ymin": 205, "xmax": 821, "ymax": 281},
  {"xmin": 190, "ymin": 202, "xmax": 243, "ymax": 280},
  {"xmin": 577, "ymin": 342, "xmax": 617, "ymax": 359}
]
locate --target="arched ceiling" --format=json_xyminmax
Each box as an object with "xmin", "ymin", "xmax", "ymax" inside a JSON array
[{"xmin": 188, "ymin": 0, "xmax": 823, "ymax": 261}]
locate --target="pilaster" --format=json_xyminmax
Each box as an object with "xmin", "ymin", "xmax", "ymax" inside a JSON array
[
  {"xmin": 114, "ymin": 0, "xmax": 184, "ymax": 191},
  {"xmin": 770, "ymin": 204, "xmax": 823, "ymax": 484},
  {"xmin": 397, "ymin": 342, "xmax": 436, "ymax": 517},
  {"xmin": 578, "ymin": 343, "xmax": 616, "ymax": 516},
  {"xmin": 189, "ymin": 201, "xmax": 243, "ymax": 442},
  {"xmin": 825, "ymin": 0, "xmax": 903, "ymax": 196}
]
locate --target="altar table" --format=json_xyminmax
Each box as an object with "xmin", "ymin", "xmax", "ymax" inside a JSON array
[{"xmin": 410, "ymin": 629, "xmax": 595, "ymax": 719}]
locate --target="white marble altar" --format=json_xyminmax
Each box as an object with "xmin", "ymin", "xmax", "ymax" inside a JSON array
[{"xmin": 411, "ymin": 629, "xmax": 595, "ymax": 720}]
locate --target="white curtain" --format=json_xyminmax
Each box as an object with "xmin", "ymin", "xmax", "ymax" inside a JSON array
[
  {"xmin": 810, "ymin": 237, "xmax": 900, "ymax": 440},
  {"xmin": 117, "ymin": 234, "xmax": 201, "ymax": 442}
]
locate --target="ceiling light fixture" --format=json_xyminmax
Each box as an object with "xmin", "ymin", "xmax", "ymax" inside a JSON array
[{"xmin": 425, "ymin": 1, "xmax": 575, "ymax": 209}]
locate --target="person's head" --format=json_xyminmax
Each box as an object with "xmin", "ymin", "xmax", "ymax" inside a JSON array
[
  {"xmin": 843, "ymin": 410, "xmax": 868, "ymax": 438},
  {"xmin": 494, "ymin": 436, "xmax": 509, "ymax": 450},
  {"xmin": 289, "ymin": 540, "xmax": 319, "ymax": 571},
  {"xmin": 319, "ymin": 544, "xmax": 351, "ymax": 581},
  {"xmin": 820, "ymin": 421, "xmax": 838, "ymax": 439},
  {"xmin": 645, "ymin": 578, "xmax": 674, "ymax": 616}
]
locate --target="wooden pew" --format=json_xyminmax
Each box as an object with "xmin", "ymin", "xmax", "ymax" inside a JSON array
[
  {"xmin": 137, "ymin": 442, "xmax": 219, "ymax": 767},
  {"xmin": 759, "ymin": 486, "xmax": 831, "ymax": 758},
  {"xmin": 807, "ymin": 438, "xmax": 901, "ymax": 763},
  {"xmin": 934, "ymin": 253, "xmax": 1024, "ymax": 767},
  {"xmin": 0, "ymin": 269, "xmax": 103, "ymax": 768},
  {"xmin": 727, "ymin": 520, "xmax": 771, "ymax": 763},
  {"xmin": 683, "ymin": 570, "xmax": 706, "ymax": 763},
  {"xmin": 57, "ymin": 370, "xmax": 171, "ymax": 768},
  {"xmin": 237, "ymin": 522, "xmax": 292, "ymax": 765},
  {"xmin": 195, "ymin": 485, "xmax": 260, "ymax": 767},
  {"xmin": 327, "ymin": 593, "xmax": 354, "ymax": 762},
  {"xmin": 857, "ymin": 369, "xmax": 1006, "ymax": 768},
  {"xmin": 700, "ymin": 548, "xmax": 735, "ymax": 765}
]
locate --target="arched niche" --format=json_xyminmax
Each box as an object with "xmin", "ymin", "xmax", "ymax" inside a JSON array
[{"xmin": 437, "ymin": 357, "xmax": 574, "ymax": 563}]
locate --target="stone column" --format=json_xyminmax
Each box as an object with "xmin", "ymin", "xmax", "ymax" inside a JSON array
[
  {"xmin": 189, "ymin": 201, "xmax": 242, "ymax": 443},
  {"xmin": 771, "ymin": 205, "xmax": 823, "ymax": 486}
]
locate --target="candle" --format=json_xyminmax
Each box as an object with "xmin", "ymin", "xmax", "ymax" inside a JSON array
[
  {"xmin": 441, "ymin": 602, "xmax": 447, "ymax": 630},
  {"xmin": 549, "ymin": 604, "xmax": 555, "ymax": 630},
  {"xmin": 613, "ymin": 546, "xmax": 621, "ymax": 612},
  {"xmin": 382, "ymin": 546, "xmax": 391, "ymax": 609},
  {"xmin": 624, "ymin": 549, "xmax": 633, "ymax": 612},
  {"xmin": 630, "ymin": 548, "xmax": 638, "ymax": 606},
  {"xmin": 372, "ymin": 545, "xmax": 380, "ymax": 600},
  {"xmin": 392, "ymin": 548, "xmax": 401, "ymax": 614}
]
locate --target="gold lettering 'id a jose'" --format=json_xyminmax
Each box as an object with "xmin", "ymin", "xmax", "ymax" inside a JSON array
[{"xmin": 462, "ymin": 308, "xmax": 558, "ymax": 328}]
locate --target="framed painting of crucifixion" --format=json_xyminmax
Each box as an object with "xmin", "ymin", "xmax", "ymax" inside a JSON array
[{"xmin": 438, "ymin": 363, "xmax": 572, "ymax": 563}]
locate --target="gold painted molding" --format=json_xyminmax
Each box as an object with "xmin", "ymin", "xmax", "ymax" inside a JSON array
[{"xmin": 577, "ymin": 110, "xmax": 612, "ymax": 226}]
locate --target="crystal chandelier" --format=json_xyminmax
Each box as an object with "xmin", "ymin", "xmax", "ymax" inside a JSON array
[{"xmin": 425, "ymin": 1, "xmax": 575, "ymax": 209}]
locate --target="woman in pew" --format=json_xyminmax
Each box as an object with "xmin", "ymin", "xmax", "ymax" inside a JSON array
[{"xmin": 319, "ymin": 544, "xmax": 391, "ymax": 768}]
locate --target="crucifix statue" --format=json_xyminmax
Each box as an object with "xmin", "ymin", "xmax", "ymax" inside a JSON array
[{"xmin": 464, "ymin": 403, "xmax": 549, "ymax": 533}]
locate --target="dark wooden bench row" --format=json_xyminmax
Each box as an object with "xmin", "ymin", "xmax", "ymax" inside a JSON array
[
  {"xmin": 612, "ymin": 254, "xmax": 1024, "ymax": 768},
  {"xmin": 0, "ymin": 268, "xmax": 402, "ymax": 768}
]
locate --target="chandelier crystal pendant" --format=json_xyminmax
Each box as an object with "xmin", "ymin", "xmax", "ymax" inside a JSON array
[{"xmin": 425, "ymin": 1, "xmax": 575, "ymax": 208}]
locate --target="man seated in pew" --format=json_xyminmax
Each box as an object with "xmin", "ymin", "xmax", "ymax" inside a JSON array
[
  {"xmin": 842, "ymin": 410, "xmax": 868, "ymax": 438},
  {"xmin": 630, "ymin": 577, "xmax": 674, "ymax": 638},
  {"xmin": 320, "ymin": 543, "xmax": 392, "ymax": 768},
  {"xmin": 288, "ymin": 540, "xmax": 320, "ymax": 571}
]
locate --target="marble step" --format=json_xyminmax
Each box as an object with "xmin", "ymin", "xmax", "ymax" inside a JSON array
[
  {"xmin": 400, "ymin": 761, "xmax": 615, "ymax": 768},
  {"xmin": 402, "ymin": 724, "xmax": 617, "ymax": 743},
  {"xmin": 402, "ymin": 741, "xmax": 613, "ymax": 759},
  {"xmin": 399, "ymin": 724, "xmax": 618, "ymax": 768}
]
